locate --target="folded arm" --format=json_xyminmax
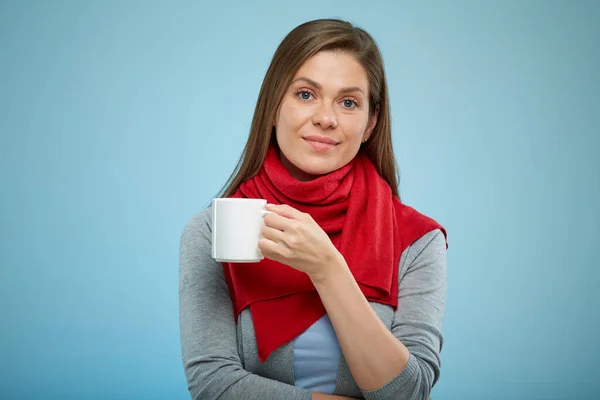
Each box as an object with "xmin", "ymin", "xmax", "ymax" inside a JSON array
[{"xmin": 311, "ymin": 230, "xmax": 447, "ymax": 400}]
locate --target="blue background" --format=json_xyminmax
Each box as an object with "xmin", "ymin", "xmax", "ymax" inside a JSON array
[{"xmin": 1, "ymin": 1, "xmax": 598, "ymax": 399}]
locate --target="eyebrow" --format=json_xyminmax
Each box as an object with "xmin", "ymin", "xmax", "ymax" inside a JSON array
[{"xmin": 291, "ymin": 76, "xmax": 366, "ymax": 96}]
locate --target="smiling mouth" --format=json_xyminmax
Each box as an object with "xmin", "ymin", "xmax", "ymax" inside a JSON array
[
  {"xmin": 303, "ymin": 137, "xmax": 338, "ymax": 152},
  {"xmin": 303, "ymin": 135, "xmax": 339, "ymax": 145}
]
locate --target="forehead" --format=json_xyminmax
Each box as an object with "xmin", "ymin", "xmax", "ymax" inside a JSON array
[{"xmin": 292, "ymin": 51, "xmax": 369, "ymax": 91}]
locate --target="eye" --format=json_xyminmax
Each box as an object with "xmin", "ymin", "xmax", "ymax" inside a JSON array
[
  {"xmin": 296, "ymin": 90, "xmax": 313, "ymax": 101},
  {"xmin": 342, "ymin": 99, "xmax": 358, "ymax": 109}
]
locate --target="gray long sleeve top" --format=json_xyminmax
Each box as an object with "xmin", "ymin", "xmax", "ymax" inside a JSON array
[{"xmin": 179, "ymin": 206, "xmax": 447, "ymax": 400}]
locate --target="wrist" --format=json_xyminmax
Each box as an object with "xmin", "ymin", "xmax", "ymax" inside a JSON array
[{"xmin": 309, "ymin": 250, "xmax": 348, "ymax": 286}]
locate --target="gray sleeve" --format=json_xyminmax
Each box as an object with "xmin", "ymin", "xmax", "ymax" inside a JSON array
[
  {"xmin": 179, "ymin": 209, "xmax": 312, "ymax": 400},
  {"xmin": 362, "ymin": 229, "xmax": 447, "ymax": 400}
]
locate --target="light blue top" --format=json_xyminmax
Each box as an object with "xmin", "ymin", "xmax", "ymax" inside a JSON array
[{"xmin": 293, "ymin": 315, "xmax": 342, "ymax": 394}]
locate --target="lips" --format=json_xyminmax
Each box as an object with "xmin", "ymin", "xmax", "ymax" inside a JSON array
[
  {"xmin": 303, "ymin": 136, "xmax": 339, "ymax": 152},
  {"xmin": 303, "ymin": 135, "xmax": 339, "ymax": 145}
]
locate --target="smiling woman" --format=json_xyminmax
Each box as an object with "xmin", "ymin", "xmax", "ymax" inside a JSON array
[
  {"xmin": 276, "ymin": 52, "xmax": 378, "ymax": 181},
  {"xmin": 179, "ymin": 18, "xmax": 447, "ymax": 400}
]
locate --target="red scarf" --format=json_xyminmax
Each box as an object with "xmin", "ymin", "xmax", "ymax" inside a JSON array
[{"xmin": 222, "ymin": 145, "xmax": 446, "ymax": 362}]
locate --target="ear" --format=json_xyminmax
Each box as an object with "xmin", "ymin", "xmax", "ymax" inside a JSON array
[{"xmin": 363, "ymin": 104, "xmax": 380, "ymax": 141}]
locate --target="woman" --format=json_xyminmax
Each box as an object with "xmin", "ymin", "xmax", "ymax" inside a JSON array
[{"xmin": 179, "ymin": 18, "xmax": 447, "ymax": 400}]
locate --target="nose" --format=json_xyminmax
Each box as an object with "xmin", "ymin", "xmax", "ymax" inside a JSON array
[{"xmin": 311, "ymin": 102, "xmax": 337, "ymax": 129}]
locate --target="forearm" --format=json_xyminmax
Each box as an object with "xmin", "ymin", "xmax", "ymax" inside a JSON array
[
  {"xmin": 310, "ymin": 256, "xmax": 410, "ymax": 391},
  {"xmin": 185, "ymin": 359, "xmax": 312, "ymax": 400},
  {"xmin": 312, "ymin": 393, "xmax": 360, "ymax": 400}
]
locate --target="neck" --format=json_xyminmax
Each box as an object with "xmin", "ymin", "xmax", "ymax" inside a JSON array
[{"xmin": 279, "ymin": 150, "xmax": 320, "ymax": 182}]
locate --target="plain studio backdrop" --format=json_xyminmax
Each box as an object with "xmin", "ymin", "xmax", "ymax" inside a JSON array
[{"xmin": 1, "ymin": 1, "xmax": 598, "ymax": 399}]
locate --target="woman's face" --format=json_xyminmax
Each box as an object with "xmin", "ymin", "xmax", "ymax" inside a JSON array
[{"xmin": 274, "ymin": 51, "xmax": 378, "ymax": 181}]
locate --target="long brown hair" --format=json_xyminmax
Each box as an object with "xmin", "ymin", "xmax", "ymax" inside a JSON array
[{"xmin": 219, "ymin": 18, "xmax": 400, "ymax": 198}]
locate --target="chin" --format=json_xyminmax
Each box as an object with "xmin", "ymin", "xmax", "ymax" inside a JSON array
[
  {"xmin": 296, "ymin": 160, "xmax": 338, "ymax": 176},
  {"xmin": 278, "ymin": 142, "xmax": 345, "ymax": 178}
]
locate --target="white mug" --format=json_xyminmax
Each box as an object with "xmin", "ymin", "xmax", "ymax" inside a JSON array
[{"xmin": 211, "ymin": 198, "xmax": 269, "ymax": 262}]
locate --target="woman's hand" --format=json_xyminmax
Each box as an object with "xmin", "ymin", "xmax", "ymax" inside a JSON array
[{"xmin": 258, "ymin": 203, "xmax": 345, "ymax": 281}]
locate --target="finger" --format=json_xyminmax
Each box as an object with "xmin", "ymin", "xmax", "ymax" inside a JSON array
[
  {"xmin": 258, "ymin": 237, "xmax": 287, "ymax": 261},
  {"xmin": 263, "ymin": 211, "xmax": 295, "ymax": 231},
  {"xmin": 266, "ymin": 203, "xmax": 307, "ymax": 221},
  {"xmin": 260, "ymin": 225, "xmax": 286, "ymax": 243}
]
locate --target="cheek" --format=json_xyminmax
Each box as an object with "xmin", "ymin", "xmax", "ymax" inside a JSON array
[
  {"xmin": 278, "ymin": 99, "xmax": 311, "ymax": 129},
  {"xmin": 341, "ymin": 115, "xmax": 369, "ymax": 141},
  {"xmin": 278, "ymin": 103, "xmax": 293, "ymax": 127},
  {"xmin": 275, "ymin": 103, "xmax": 297, "ymax": 145}
]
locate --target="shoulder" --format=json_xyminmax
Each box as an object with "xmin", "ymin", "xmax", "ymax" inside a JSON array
[
  {"xmin": 178, "ymin": 206, "xmax": 226, "ymax": 282},
  {"xmin": 182, "ymin": 206, "xmax": 212, "ymax": 235},
  {"xmin": 396, "ymin": 228, "xmax": 447, "ymax": 302},
  {"xmin": 407, "ymin": 229, "xmax": 447, "ymax": 260},
  {"xmin": 393, "ymin": 199, "xmax": 448, "ymax": 252},
  {"xmin": 180, "ymin": 206, "xmax": 213, "ymax": 251},
  {"xmin": 394, "ymin": 200, "xmax": 445, "ymax": 233}
]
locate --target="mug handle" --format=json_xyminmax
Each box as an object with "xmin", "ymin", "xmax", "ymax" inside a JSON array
[{"xmin": 257, "ymin": 210, "xmax": 271, "ymax": 259}]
